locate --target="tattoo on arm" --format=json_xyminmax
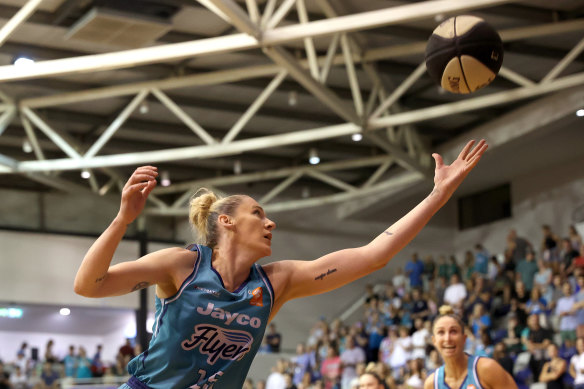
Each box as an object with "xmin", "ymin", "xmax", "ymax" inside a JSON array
[
  {"xmin": 315, "ymin": 268, "xmax": 338, "ymax": 281},
  {"xmin": 95, "ymin": 274, "xmax": 107, "ymax": 283},
  {"xmin": 384, "ymin": 231, "xmax": 393, "ymax": 236},
  {"xmin": 131, "ymin": 281, "xmax": 150, "ymax": 292}
]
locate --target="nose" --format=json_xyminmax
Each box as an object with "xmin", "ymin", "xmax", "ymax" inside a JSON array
[{"xmin": 266, "ymin": 218, "xmax": 276, "ymax": 230}]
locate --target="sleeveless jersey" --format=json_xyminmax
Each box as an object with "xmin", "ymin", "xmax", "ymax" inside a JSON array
[
  {"xmin": 126, "ymin": 244, "xmax": 274, "ymax": 389},
  {"xmin": 434, "ymin": 354, "xmax": 483, "ymax": 389}
]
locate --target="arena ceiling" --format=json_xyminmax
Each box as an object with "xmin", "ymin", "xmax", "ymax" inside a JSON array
[{"xmin": 0, "ymin": 0, "xmax": 583, "ymax": 220}]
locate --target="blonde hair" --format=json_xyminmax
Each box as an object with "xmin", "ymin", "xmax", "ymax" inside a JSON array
[
  {"xmin": 432, "ymin": 305, "xmax": 465, "ymax": 333},
  {"xmin": 189, "ymin": 189, "xmax": 246, "ymax": 248}
]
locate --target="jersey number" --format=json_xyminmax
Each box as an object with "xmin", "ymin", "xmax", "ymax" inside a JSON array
[{"xmin": 189, "ymin": 369, "xmax": 224, "ymax": 389}]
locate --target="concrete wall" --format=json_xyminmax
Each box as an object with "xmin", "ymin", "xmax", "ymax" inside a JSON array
[
  {"xmin": 453, "ymin": 155, "xmax": 584, "ymax": 261},
  {"xmin": 0, "ymin": 230, "xmax": 141, "ymax": 309}
]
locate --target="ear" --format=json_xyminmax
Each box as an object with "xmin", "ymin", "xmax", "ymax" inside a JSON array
[{"xmin": 217, "ymin": 214, "xmax": 235, "ymax": 230}]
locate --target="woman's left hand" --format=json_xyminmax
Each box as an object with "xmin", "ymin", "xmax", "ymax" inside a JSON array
[{"xmin": 431, "ymin": 139, "xmax": 488, "ymax": 202}]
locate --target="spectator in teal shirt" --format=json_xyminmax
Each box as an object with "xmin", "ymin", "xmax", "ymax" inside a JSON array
[
  {"xmin": 516, "ymin": 251, "xmax": 538, "ymax": 291},
  {"xmin": 63, "ymin": 345, "xmax": 77, "ymax": 378},
  {"xmin": 75, "ymin": 347, "xmax": 92, "ymax": 379},
  {"xmin": 474, "ymin": 244, "xmax": 490, "ymax": 276}
]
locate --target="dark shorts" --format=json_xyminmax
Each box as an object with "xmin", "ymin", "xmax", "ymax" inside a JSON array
[{"xmin": 119, "ymin": 376, "xmax": 153, "ymax": 389}]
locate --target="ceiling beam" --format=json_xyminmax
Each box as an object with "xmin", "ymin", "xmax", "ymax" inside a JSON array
[
  {"xmin": 0, "ymin": 0, "xmax": 43, "ymax": 48},
  {"xmin": 337, "ymin": 84, "xmax": 584, "ymax": 219},
  {"xmin": 0, "ymin": 0, "xmax": 516, "ymax": 82},
  {"xmin": 4, "ymin": 71, "xmax": 583, "ymax": 174},
  {"xmin": 10, "ymin": 17, "xmax": 581, "ymax": 113}
]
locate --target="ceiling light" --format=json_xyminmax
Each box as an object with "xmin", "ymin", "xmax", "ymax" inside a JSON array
[
  {"xmin": 233, "ymin": 160, "xmax": 242, "ymax": 175},
  {"xmin": 81, "ymin": 169, "xmax": 91, "ymax": 179},
  {"xmin": 22, "ymin": 139, "xmax": 33, "ymax": 153},
  {"xmin": 351, "ymin": 133, "xmax": 363, "ymax": 142},
  {"xmin": 59, "ymin": 308, "xmax": 70, "ymax": 316},
  {"xmin": 309, "ymin": 148, "xmax": 320, "ymax": 165},
  {"xmin": 13, "ymin": 56, "xmax": 34, "ymax": 67},
  {"xmin": 434, "ymin": 14, "xmax": 445, "ymax": 22},
  {"xmin": 577, "ymin": 109, "xmax": 584, "ymax": 117},
  {"xmin": 139, "ymin": 101, "xmax": 149, "ymax": 114},
  {"xmin": 160, "ymin": 170, "xmax": 171, "ymax": 187},
  {"xmin": 288, "ymin": 91, "xmax": 298, "ymax": 107}
]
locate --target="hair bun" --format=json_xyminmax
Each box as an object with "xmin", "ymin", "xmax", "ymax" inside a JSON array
[
  {"xmin": 189, "ymin": 189, "xmax": 218, "ymax": 242},
  {"xmin": 439, "ymin": 305, "xmax": 454, "ymax": 315}
]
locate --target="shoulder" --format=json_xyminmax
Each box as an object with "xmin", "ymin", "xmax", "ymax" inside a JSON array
[
  {"xmin": 476, "ymin": 357, "xmax": 516, "ymax": 388},
  {"xmin": 477, "ymin": 356, "xmax": 500, "ymax": 371},
  {"xmin": 423, "ymin": 372, "xmax": 435, "ymax": 389},
  {"xmin": 144, "ymin": 246, "xmax": 198, "ymax": 266},
  {"xmin": 144, "ymin": 247, "xmax": 199, "ymax": 287}
]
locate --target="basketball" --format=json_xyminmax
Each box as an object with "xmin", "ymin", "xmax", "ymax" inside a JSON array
[{"xmin": 425, "ymin": 15, "xmax": 503, "ymax": 94}]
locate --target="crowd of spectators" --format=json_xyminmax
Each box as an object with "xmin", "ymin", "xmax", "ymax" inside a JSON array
[
  {"xmin": 260, "ymin": 224, "xmax": 584, "ymax": 389},
  {"xmin": 1, "ymin": 224, "xmax": 583, "ymax": 389},
  {"xmin": 0, "ymin": 339, "xmax": 136, "ymax": 388}
]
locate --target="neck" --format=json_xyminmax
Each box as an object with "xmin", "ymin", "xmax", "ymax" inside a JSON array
[
  {"xmin": 443, "ymin": 353, "xmax": 468, "ymax": 380},
  {"xmin": 211, "ymin": 242, "xmax": 259, "ymax": 292}
]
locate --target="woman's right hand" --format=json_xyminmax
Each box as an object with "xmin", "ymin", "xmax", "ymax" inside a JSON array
[{"xmin": 117, "ymin": 166, "xmax": 158, "ymax": 225}]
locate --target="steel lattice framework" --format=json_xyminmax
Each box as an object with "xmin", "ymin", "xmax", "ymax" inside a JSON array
[{"xmin": 0, "ymin": 0, "xmax": 583, "ymax": 216}]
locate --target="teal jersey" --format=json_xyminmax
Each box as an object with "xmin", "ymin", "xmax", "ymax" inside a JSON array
[
  {"xmin": 434, "ymin": 354, "xmax": 483, "ymax": 389},
  {"xmin": 126, "ymin": 244, "xmax": 274, "ymax": 389}
]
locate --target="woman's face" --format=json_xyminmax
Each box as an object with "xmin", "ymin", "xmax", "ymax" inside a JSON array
[
  {"xmin": 229, "ymin": 196, "xmax": 276, "ymax": 258},
  {"xmin": 576, "ymin": 338, "xmax": 584, "ymax": 354},
  {"xmin": 547, "ymin": 344, "xmax": 558, "ymax": 358},
  {"xmin": 358, "ymin": 374, "xmax": 383, "ymax": 389},
  {"xmin": 432, "ymin": 316, "xmax": 466, "ymax": 359}
]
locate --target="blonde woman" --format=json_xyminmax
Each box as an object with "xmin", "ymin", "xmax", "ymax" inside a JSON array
[{"xmin": 74, "ymin": 141, "xmax": 488, "ymax": 389}]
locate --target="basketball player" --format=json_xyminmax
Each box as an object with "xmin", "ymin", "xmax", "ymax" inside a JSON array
[
  {"xmin": 424, "ymin": 306, "xmax": 517, "ymax": 389},
  {"xmin": 74, "ymin": 140, "xmax": 487, "ymax": 389}
]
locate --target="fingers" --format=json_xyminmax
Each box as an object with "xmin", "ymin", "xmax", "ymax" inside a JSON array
[
  {"xmin": 466, "ymin": 139, "xmax": 488, "ymax": 161},
  {"xmin": 124, "ymin": 182, "xmax": 150, "ymax": 195},
  {"xmin": 468, "ymin": 141, "xmax": 488, "ymax": 162},
  {"xmin": 142, "ymin": 179, "xmax": 157, "ymax": 197},
  {"xmin": 125, "ymin": 166, "xmax": 158, "ymax": 187},
  {"xmin": 432, "ymin": 153, "xmax": 444, "ymax": 169},
  {"xmin": 457, "ymin": 140, "xmax": 476, "ymax": 160},
  {"xmin": 129, "ymin": 174, "xmax": 157, "ymax": 184},
  {"xmin": 467, "ymin": 143, "xmax": 488, "ymax": 169}
]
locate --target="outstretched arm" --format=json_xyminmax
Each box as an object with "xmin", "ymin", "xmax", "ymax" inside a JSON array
[
  {"xmin": 265, "ymin": 140, "xmax": 487, "ymax": 316},
  {"xmin": 74, "ymin": 166, "xmax": 187, "ymax": 298}
]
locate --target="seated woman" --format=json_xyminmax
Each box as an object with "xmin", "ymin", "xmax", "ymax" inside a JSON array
[{"xmin": 539, "ymin": 343, "xmax": 567, "ymax": 389}]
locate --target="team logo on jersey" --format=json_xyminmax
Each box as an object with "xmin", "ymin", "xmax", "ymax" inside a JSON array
[
  {"xmin": 249, "ymin": 287, "xmax": 263, "ymax": 307},
  {"xmin": 181, "ymin": 324, "xmax": 253, "ymax": 365},
  {"xmin": 197, "ymin": 302, "xmax": 262, "ymax": 328},
  {"xmin": 467, "ymin": 385, "xmax": 476, "ymax": 389}
]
